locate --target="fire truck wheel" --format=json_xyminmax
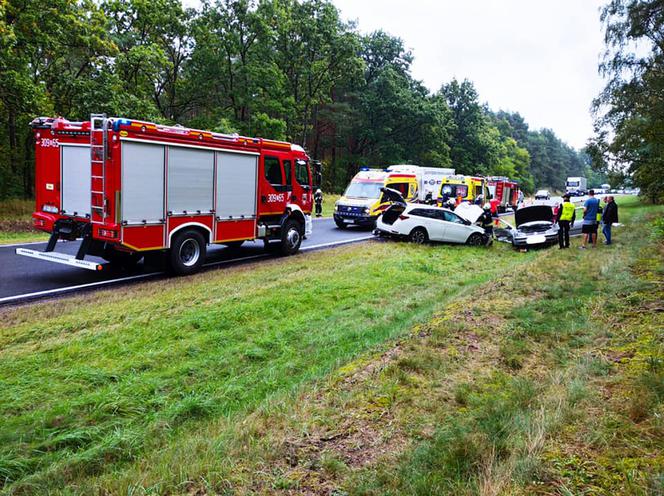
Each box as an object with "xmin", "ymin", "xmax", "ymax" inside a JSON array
[
  {"xmin": 280, "ymin": 219, "xmax": 303, "ymax": 256},
  {"xmin": 169, "ymin": 229, "xmax": 206, "ymax": 275},
  {"xmin": 409, "ymin": 227, "xmax": 429, "ymax": 244}
]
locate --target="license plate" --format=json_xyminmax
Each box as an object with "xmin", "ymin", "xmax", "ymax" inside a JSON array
[{"xmin": 526, "ymin": 235, "xmax": 547, "ymax": 244}]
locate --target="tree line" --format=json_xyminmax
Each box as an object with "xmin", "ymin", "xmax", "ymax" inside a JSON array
[
  {"xmin": 588, "ymin": 0, "xmax": 664, "ymax": 203},
  {"xmin": 1, "ymin": 0, "xmax": 597, "ymax": 199}
]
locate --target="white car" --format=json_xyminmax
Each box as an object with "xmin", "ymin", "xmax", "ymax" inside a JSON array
[
  {"xmin": 376, "ymin": 200, "xmax": 490, "ymax": 246},
  {"xmin": 534, "ymin": 189, "xmax": 550, "ymax": 200}
]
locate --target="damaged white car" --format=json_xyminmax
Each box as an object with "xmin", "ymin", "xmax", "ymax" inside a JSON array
[{"xmin": 375, "ymin": 189, "xmax": 491, "ymax": 246}]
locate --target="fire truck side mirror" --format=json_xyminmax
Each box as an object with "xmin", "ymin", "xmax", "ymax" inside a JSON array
[{"xmin": 312, "ymin": 160, "xmax": 322, "ymax": 189}]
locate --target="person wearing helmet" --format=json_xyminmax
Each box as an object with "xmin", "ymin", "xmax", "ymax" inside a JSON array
[
  {"xmin": 314, "ymin": 188, "xmax": 323, "ymax": 217},
  {"xmin": 478, "ymin": 202, "xmax": 494, "ymax": 237}
]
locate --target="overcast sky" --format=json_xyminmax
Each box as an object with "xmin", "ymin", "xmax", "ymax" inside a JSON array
[{"xmin": 332, "ymin": 0, "xmax": 606, "ymax": 149}]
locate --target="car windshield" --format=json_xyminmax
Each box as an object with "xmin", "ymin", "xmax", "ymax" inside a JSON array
[
  {"xmin": 536, "ymin": 190, "xmax": 547, "ymax": 195},
  {"xmin": 566, "ymin": 181, "xmax": 579, "ymax": 187},
  {"xmin": 344, "ymin": 181, "xmax": 383, "ymax": 199}
]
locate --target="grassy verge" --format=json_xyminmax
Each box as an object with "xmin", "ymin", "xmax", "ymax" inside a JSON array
[
  {"xmin": 194, "ymin": 196, "xmax": 659, "ymax": 496},
  {"xmin": 320, "ymin": 192, "xmax": 340, "ymax": 218},
  {"xmin": 1, "ymin": 197, "xmax": 660, "ymax": 495},
  {"xmin": 0, "ymin": 199, "xmax": 48, "ymax": 245},
  {"xmin": 0, "ymin": 233, "xmax": 535, "ymax": 493}
]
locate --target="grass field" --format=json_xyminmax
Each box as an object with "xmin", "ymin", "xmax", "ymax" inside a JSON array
[
  {"xmin": 0, "ymin": 197, "xmax": 661, "ymax": 495},
  {"xmin": 0, "ymin": 199, "xmax": 48, "ymax": 245}
]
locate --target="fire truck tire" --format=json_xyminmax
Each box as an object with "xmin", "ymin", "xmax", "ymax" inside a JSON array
[
  {"xmin": 169, "ymin": 229, "xmax": 206, "ymax": 275},
  {"xmin": 280, "ymin": 219, "xmax": 303, "ymax": 256}
]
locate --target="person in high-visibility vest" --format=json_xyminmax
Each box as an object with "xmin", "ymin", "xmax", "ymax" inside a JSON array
[{"xmin": 557, "ymin": 194, "xmax": 576, "ymax": 249}]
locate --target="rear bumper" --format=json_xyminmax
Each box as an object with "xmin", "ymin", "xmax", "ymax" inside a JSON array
[{"xmin": 15, "ymin": 248, "xmax": 104, "ymax": 271}]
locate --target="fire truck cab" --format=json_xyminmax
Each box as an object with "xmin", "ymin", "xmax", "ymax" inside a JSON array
[{"xmin": 19, "ymin": 115, "xmax": 317, "ymax": 275}]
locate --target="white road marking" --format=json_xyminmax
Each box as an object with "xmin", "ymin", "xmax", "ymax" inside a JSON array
[{"xmin": 0, "ymin": 235, "xmax": 374, "ymax": 304}]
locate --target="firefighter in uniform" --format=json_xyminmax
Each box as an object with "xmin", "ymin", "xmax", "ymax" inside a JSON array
[
  {"xmin": 314, "ymin": 188, "xmax": 323, "ymax": 217},
  {"xmin": 557, "ymin": 194, "xmax": 576, "ymax": 249},
  {"xmin": 479, "ymin": 203, "xmax": 494, "ymax": 238}
]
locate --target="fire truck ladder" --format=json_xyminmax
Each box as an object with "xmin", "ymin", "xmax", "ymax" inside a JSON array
[{"xmin": 90, "ymin": 114, "xmax": 108, "ymax": 225}]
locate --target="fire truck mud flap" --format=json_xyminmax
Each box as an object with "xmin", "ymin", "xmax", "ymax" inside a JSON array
[{"xmin": 15, "ymin": 248, "xmax": 104, "ymax": 271}]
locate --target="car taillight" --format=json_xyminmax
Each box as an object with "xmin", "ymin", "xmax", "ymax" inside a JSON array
[
  {"xmin": 399, "ymin": 214, "xmax": 410, "ymax": 220},
  {"xmin": 99, "ymin": 229, "xmax": 117, "ymax": 238}
]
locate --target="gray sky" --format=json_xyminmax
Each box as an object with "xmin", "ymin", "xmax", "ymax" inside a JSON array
[{"xmin": 332, "ymin": 0, "xmax": 606, "ymax": 149}]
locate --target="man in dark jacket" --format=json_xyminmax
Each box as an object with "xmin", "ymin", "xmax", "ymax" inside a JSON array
[{"xmin": 602, "ymin": 196, "xmax": 619, "ymax": 245}]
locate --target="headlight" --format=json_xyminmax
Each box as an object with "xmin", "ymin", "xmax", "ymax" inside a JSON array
[
  {"xmin": 334, "ymin": 203, "xmax": 339, "ymax": 212},
  {"xmin": 364, "ymin": 207, "xmax": 370, "ymax": 215},
  {"xmin": 42, "ymin": 204, "xmax": 58, "ymax": 214}
]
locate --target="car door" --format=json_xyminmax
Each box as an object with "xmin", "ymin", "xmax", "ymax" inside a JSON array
[
  {"xmin": 441, "ymin": 210, "xmax": 471, "ymax": 243},
  {"xmin": 412, "ymin": 208, "xmax": 445, "ymax": 241}
]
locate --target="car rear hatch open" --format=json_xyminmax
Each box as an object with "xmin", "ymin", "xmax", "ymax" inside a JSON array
[{"xmin": 379, "ymin": 187, "xmax": 406, "ymax": 225}]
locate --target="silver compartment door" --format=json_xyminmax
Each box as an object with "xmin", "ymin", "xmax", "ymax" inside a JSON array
[
  {"xmin": 216, "ymin": 152, "xmax": 258, "ymax": 219},
  {"xmin": 61, "ymin": 145, "xmax": 90, "ymax": 217},
  {"xmin": 121, "ymin": 142, "xmax": 165, "ymax": 224},
  {"xmin": 167, "ymin": 147, "xmax": 215, "ymax": 214}
]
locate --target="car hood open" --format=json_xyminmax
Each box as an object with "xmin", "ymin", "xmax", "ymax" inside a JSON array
[
  {"xmin": 515, "ymin": 205, "xmax": 553, "ymax": 227},
  {"xmin": 454, "ymin": 203, "xmax": 484, "ymax": 224}
]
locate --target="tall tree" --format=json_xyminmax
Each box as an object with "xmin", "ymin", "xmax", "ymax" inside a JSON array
[{"xmin": 590, "ymin": 0, "xmax": 664, "ymax": 202}]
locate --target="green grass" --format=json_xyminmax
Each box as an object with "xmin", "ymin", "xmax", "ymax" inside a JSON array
[
  {"xmin": 0, "ymin": 236, "xmax": 534, "ymax": 493},
  {"xmin": 320, "ymin": 192, "xmax": 340, "ymax": 218},
  {"xmin": 0, "ymin": 199, "xmax": 48, "ymax": 245},
  {"xmin": 0, "ymin": 196, "xmax": 660, "ymax": 495}
]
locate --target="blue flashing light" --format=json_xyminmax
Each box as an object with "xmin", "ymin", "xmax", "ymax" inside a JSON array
[
  {"xmin": 113, "ymin": 118, "xmax": 132, "ymax": 131},
  {"xmin": 360, "ymin": 167, "xmax": 370, "ymax": 171}
]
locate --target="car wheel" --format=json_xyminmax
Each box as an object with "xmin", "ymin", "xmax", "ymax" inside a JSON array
[
  {"xmin": 280, "ymin": 218, "xmax": 303, "ymax": 256},
  {"xmin": 466, "ymin": 232, "xmax": 484, "ymax": 246},
  {"xmin": 334, "ymin": 219, "xmax": 347, "ymax": 229},
  {"xmin": 169, "ymin": 229, "xmax": 206, "ymax": 275},
  {"xmin": 409, "ymin": 227, "xmax": 428, "ymax": 244}
]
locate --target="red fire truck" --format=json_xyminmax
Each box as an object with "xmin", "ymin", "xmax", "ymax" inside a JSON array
[
  {"xmin": 486, "ymin": 176, "xmax": 520, "ymax": 213},
  {"xmin": 17, "ymin": 115, "xmax": 318, "ymax": 275}
]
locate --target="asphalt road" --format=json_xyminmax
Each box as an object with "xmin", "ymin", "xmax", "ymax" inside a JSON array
[{"xmin": 0, "ymin": 218, "xmax": 374, "ymax": 305}]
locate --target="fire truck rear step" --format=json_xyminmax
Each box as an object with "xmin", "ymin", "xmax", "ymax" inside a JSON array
[{"xmin": 15, "ymin": 248, "xmax": 103, "ymax": 271}]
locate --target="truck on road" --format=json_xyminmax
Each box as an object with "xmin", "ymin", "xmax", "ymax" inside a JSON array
[
  {"xmin": 19, "ymin": 115, "xmax": 317, "ymax": 275},
  {"xmin": 565, "ymin": 177, "xmax": 587, "ymax": 196}
]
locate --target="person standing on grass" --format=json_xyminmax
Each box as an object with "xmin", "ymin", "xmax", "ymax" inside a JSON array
[
  {"xmin": 602, "ymin": 195, "xmax": 619, "ymax": 245},
  {"xmin": 557, "ymin": 194, "xmax": 575, "ymax": 249},
  {"xmin": 581, "ymin": 189, "xmax": 600, "ymax": 249}
]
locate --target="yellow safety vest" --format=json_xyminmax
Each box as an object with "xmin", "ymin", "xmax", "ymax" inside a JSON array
[{"xmin": 559, "ymin": 202, "xmax": 575, "ymax": 221}]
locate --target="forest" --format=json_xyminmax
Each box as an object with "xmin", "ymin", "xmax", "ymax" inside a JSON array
[{"xmin": 0, "ymin": 0, "xmax": 612, "ymax": 199}]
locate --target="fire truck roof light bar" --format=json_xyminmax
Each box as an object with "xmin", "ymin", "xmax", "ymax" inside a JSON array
[{"xmin": 15, "ymin": 248, "xmax": 103, "ymax": 271}]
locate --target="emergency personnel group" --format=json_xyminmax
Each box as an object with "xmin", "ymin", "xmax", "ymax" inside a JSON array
[{"xmin": 556, "ymin": 190, "xmax": 618, "ymax": 249}]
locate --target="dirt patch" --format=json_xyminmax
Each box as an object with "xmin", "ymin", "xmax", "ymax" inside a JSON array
[{"xmin": 0, "ymin": 219, "xmax": 35, "ymax": 232}]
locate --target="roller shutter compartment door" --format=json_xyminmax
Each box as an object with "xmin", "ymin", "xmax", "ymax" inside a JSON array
[
  {"xmin": 167, "ymin": 147, "xmax": 215, "ymax": 215},
  {"xmin": 121, "ymin": 142, "xmax": 165, "ymax": 224},
  {"xmin": 61, "ymin": 145, "xmax": 91, "ymax": 217},
  {"xmin": 215, "ymin": 152, "xmax": 258, "ymax": 219}
]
